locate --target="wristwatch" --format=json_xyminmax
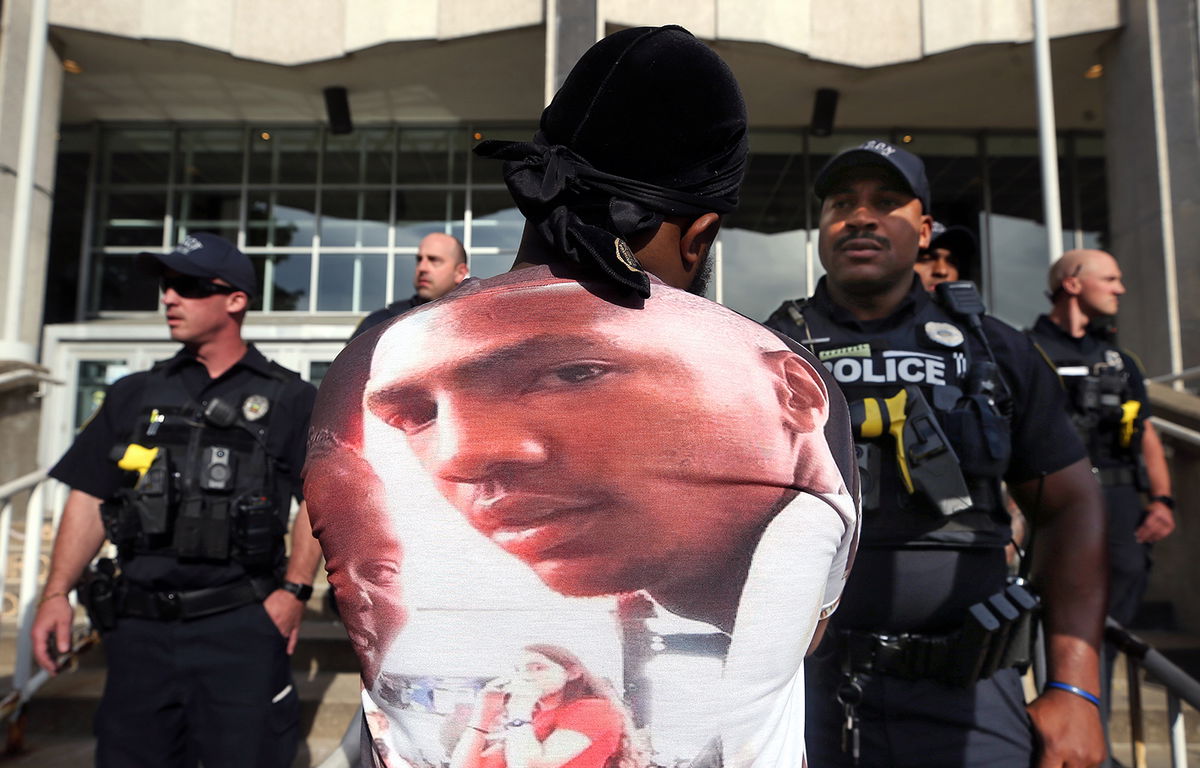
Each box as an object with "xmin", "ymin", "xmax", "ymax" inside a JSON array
[
  {"xmin": 1150, "ymin": 495, "xmax": 1176, "ymax": 510},
  {"xmin": 281, "ymin": 581, "xmax": 313, "ymax": 602}
]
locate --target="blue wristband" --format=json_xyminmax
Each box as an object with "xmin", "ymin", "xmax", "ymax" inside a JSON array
[{"xmin": 1045, "ymin": 681, "xmax": 1101, "ymax": 708}]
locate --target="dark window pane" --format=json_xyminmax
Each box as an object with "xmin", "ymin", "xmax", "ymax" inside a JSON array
[
  {"xmin": 308, "ymin": 361, "xmax": 334, "ymax": 389},
  {"xmin": 248, "ymin": 128, "xmax": 320, "ymax": 184},
  {"xmin": 95, "ymin": 254, "xmax": 159, "ymax": 311},
  {"xmin": 985, "ymin": 134, "xmax": 1069, "ymax": 327},
  {"xmin": 324, "ymin": 129, "xmax": 394, "ymax": 185},
  {"xmin": 101, "ymin": 192, "xmax": 167, "ymax": 248},
  {"xmin": 103, "ymin": 129, "xmax": 172, "ymax": 184},
  {"xmin": 177, "ymin": 128, "xmax": 245, "ymax": 184},
  {"xmin": 364, "ymin": 130, "xmax": 395, "ymax": 184},
  {"xmin": 176, "ymin": 189, "xmax": 241, "ymax": 242},
  {"xmin": 396, "ymin": 129, "xmax": 460, "ymax": 184},
  {"xmin": 324, "ymin": 133, "xmax": 364, "ymax": 185},
  {"xmin": 394, "ymin": 191, "xmax": 457, "ymax": 247},
  {"xmin": 246, "ymin": 191, "xmax": 316, "ymax": 247},
  {"xmin": 249, "ymin": 253, "xmax": 311, "ymax": 311},
  {"xmin": 317, "ymin": 253, "xmax": 387, "ymax": 311},
  {"xmin": 44, "ymin": 140, "xmax": 92, "ymax": 323},
  {"xmin": 321, "ymin": 191, "xmax": 390, "ymax": 247},
  {"xmin": 724, "ymin": 132, "xmax": 805, "ymax": 234}
]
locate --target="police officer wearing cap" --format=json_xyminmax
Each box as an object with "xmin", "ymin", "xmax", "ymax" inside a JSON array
[
  {"xmin": 915, "ymin": 222, "xmax": 978, "ymax": 292},
  {"xmin": 1029, "ymin": 250, "xmax": 1174, "ymax": 714},
  {"xmin": 765, "ymin": 140, "xmax": 1107, "ymax": 767},
  {"xmin": 31, "ymin": 233, "xmax": 321, "ymax": 768}
]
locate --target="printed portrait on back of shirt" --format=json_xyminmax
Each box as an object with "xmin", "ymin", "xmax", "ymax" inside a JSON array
[{"xmin": 306, "ymin": 269, "xmax": 858, "ymax": 768}]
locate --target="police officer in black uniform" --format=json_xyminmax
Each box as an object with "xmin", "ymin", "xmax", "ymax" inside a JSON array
[
  {"xmin": 765, "ymin": 141, "xmax": 1107, "ymax": 768},
  {"xmin": 1028, "ymin": 250, "xmax": 1174, "ymax": 746},
  {"xmin": 32, "ymin": 233, "xmax": 322, "ymax": 768},
  {"xmin": 1029, "ymin": 249, "xmax": 1175, "ymax": 629},
  {"xmin": 350, "ymin": 232, "xmax": 468, "ymax": 340}
]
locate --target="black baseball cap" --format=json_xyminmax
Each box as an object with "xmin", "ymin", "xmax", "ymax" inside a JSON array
[
  {"xmin": 813, "ymin": 139, "xmax": 931, "ymax": 213},
  {"xmin": 139, "ymin": 233, "xmax": 257, "ymax": 297}
]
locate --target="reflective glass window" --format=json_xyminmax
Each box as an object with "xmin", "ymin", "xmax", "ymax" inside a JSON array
[
  {"xmin": 394, "ymin": 190, "xmax": 459, "ymax": 247},
  {"xmin": 246, "ymin": 191, "xmax": 317, "ymax": 248},
  {"xmin": 459, "ymin": 189, "xmax": 523, "ymax": 251},
  {"xmin": 176, "ymin": 189, "xmax": 241, "ymax": 243},
  {"xmin": 318, "ymin": 253, "xmax": 388, "ymax": 312},
  {"xmin": 985, "ymin": 135, "xmax": 1069, "ymax": 326},
  {"xmin": 321, "ymin": 191, "xmax": 390, "ymax": 247},
  {"xmin": 248, "ymin": 252, "xmax": 312, "ymax": 312}
]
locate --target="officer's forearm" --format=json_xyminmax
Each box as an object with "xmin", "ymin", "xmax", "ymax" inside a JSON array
[
  {"xmin": 284, "ymin": 501, "xmax": 322, "ymax": 585},
  {"xmin": 1141, "ymin": 422, "xmax": 1171, "ymax": 498},
  {"xmin": 1013, "ymin": 459, "xmax": 1106, "ymax": 691},
  {"xmin": 44, "ymin": 490, "xmax": 108, "ymax": 595}
]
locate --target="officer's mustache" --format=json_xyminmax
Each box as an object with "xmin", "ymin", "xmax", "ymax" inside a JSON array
[{"xmin": 834, "ymin": 231, "xmax": 890, "ymax": 251}]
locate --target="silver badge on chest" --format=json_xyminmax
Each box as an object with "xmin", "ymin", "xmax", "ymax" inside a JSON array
[
  {"xmin": 242, "ymin": 394, "xmax": 270, "ymax": 422},
  {"xmin": 924, "ymin": 321, "xmax": 965, "ymax": 348}
]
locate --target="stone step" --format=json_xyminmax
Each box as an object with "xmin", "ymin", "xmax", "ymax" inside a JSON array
[{"xmin": 17, "ymin": 665, "xmax": 363, "ymax": 743}]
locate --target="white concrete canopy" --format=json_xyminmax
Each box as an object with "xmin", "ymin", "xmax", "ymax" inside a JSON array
[{"xmin": 54, "ymin": 23, "xmax": 1115, "ymax": 130}]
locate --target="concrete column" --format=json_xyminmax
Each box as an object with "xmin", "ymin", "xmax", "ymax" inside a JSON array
[
  {"xmin": 546, "ymin": 0, "xmax": 598, "ymax": 103},
  {"xmin": 0, "ymin": 0, "xmax": 65, "ymax": 483},
  {"xmin": 1102, "ymin": 0, "xmax": 1200, "ymax": 377},
  {"xmin": 0, "ymin": 0, "xmax": 64, "ymax": 362}
]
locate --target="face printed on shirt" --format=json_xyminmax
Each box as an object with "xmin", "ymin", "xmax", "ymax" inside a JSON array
[
  {"xmin": 363, "ymin": 279, "xmax": 838, "ymax": 615},
  {"xmin": 306, "ymin": 443, "xmax": 405, "ymax": 687}
]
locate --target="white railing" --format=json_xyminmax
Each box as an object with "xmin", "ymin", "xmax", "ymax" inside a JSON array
[{"xmin": 0, "ymin": 469, "xmax": 71, "ymax": 731}]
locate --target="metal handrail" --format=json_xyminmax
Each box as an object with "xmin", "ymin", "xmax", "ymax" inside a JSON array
[
  {"xmin": 0, "ymin": 469, "xmax": 71, "ymax": 751},
  {"xmin": 1149, "ymin": 365, "xmax": 1200, "ymax": 385},
  {"xmin": 1106, "ymin": 618, "xmax": 1199, "ymax": 768},
  {"xmin": 1151, "ymin": 417, "xmax": 1200, "ymax": 448}
]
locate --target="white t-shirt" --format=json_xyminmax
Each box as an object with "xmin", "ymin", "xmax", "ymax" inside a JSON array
[{"xmin": 305, "ymin": 268, "xmax": 859, "ymax": 768}]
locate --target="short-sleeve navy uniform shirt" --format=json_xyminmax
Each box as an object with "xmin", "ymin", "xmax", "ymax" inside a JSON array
[{"xmin": 50, "ymin": 344, "xmax": 316, "ymax": 590}]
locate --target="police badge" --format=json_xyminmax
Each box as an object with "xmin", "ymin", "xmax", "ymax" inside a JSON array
[
  {"xmin": 242, "ymin": 394, "xmax": 270, "ymax": 421},
  {"xmin": 924, "ymin": 321, "xmax": 965, "ymax": 348}
]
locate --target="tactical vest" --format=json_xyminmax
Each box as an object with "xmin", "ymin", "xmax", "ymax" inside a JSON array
[
  {"xmin": 1027, "ymin": 323, "xmax": 1142, "ymax": 471},
  {"xmin": 100, "ymin": 363, "xmax": 292, "ymax": 570},
  {"xmin": 766, "ymin": 296, "xmax": 1012, "ymax": 549}
]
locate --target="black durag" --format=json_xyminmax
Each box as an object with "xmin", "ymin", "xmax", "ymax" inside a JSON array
[{"xmin": 474, "ymin": 25, "xmax": 749, "ymax": 298}]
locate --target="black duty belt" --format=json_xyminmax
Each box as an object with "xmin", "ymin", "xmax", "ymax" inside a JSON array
[
  {"xmin": 118, "ymin": 576, "xmax": 277, "ymax": 621},
  {"xmin": 839, "ymin": 630, "xmax": 954, "ymax": 681},
  {"xmin": 1094, "ymin": 465, "xmax": 1136, "ymax": 487},
  {"xmin": 836, "ymin": 582, "xmax": 1040, "ymax": 687}
]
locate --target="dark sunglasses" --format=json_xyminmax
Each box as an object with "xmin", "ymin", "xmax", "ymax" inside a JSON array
[{"xmin": 160, "ymin": 275, "xmax": 239, "ymax": 299}]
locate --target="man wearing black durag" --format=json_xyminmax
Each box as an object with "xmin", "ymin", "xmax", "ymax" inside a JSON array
[{"xmin": 306, "ymin": 26, "xmax": 860, "ymax": 768}]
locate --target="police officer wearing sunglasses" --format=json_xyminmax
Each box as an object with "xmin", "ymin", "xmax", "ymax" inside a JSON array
[{"xmin": 32, "ymin": 233, "xmax": 321, "ymax": 767}]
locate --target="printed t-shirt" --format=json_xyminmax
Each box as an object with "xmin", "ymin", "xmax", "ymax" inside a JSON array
[{"xmin": 304, "ymin": 266, "xmax": 860, "ymax": 768}]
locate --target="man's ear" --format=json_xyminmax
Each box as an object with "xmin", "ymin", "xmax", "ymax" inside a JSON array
[
  {"xmin": 226, "ymin": 291, "xmax": 250, "ymax": 314},
  {"xmin": 917, "ymin": 214, "xmax": 934, "ymax": 250},
  {"xmin": 1061, "ymin": 275, "xmax": 1083, "ymax": 297},
  {"xmin": 762, "ymin": 350, "xmax": 827, "ymax": 435},
  {"xmin": 679, "ymin": 213, "xmax": 722, "ymax": 272},
  {"xmin": 454, "ymin": 263, "xmax": 469, "ymax": 283}
]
